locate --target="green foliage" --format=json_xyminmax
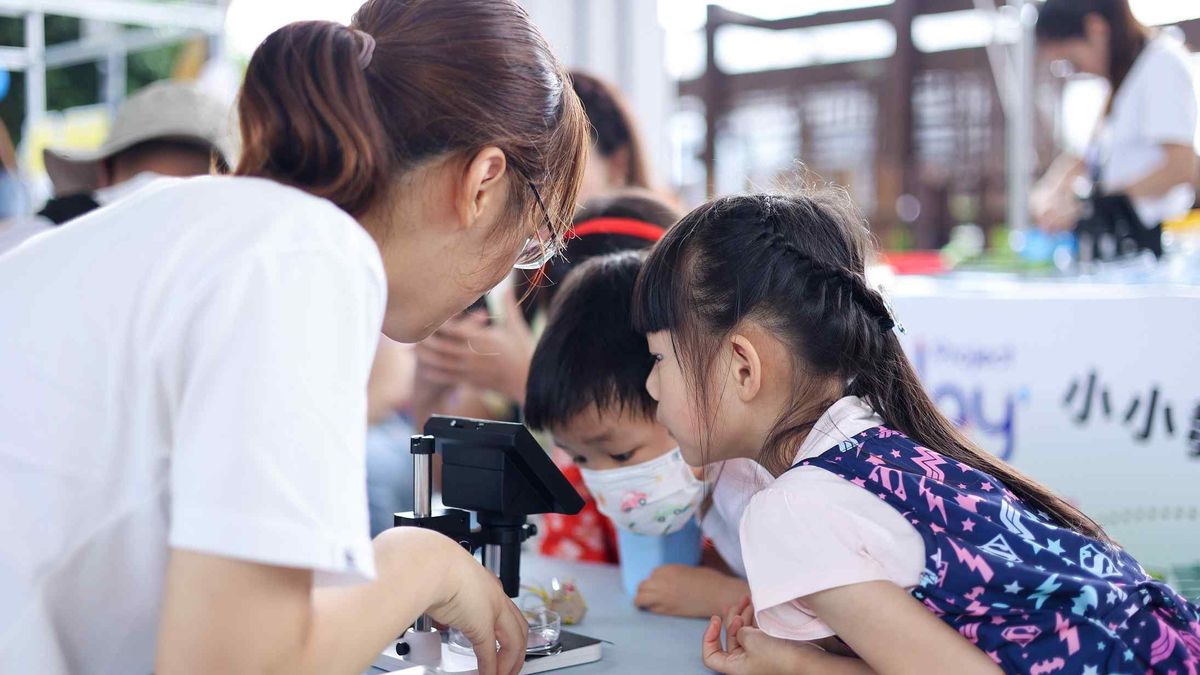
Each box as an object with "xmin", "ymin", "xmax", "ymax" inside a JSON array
[{"xmin": 0, "ymin": 13, "xmax": 181, "ymax": 147}]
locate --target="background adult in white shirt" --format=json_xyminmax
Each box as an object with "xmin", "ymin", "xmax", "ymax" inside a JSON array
[
  {"xmin": 0, "ymin": 1, "xmax": 588, "ymax": 674},
  {"xmin": 0, "ymin": 81, "xmax": 236, "ymax": 255},
  {"xmin": 1031, "ymin": 0, "xmax": 1199, "ymax": 232}
]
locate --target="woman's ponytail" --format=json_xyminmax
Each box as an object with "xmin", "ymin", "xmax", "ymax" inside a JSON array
[
  {"xmin": 232, "ymin": 1, "xmax": 587, "ymax": 234},
  {"xmin": 235, "ymin": 21, "xmax": 392, "ymax": 217}
]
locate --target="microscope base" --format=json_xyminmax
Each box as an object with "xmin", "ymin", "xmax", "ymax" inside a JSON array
[
  {"xmin": 372, "ymin": 634, "xmax": 479, "ymax": 674},
  {"xmin": 372, "ymin": 630, "xmax": 604, "ymax": 674}
]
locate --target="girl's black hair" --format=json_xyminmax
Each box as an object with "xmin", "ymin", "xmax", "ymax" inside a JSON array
[
  {"xmin": 1035, "ymin": 0, "xmax": 1149, "ymax": 106},
  {"xmin": 632, "ymin": 190, "xmax": 1110, "ymax": 542},
  {"xmin": 524, "ymin": 251, "xmax": 656, "ymax": 431}
]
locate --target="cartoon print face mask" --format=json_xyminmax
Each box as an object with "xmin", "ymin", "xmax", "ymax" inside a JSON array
[{"xmin": 579, "ymin": 448, "xmax": 703, "ymax": 535}]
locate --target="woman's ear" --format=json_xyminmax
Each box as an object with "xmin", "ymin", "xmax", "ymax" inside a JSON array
[
  {"xmin": 727, "ymin": 333, "xmax": 763, "ymax": 403},
  {"xmin": 456, "ymin": 146, "xmax": 507, "ymax": 230}
]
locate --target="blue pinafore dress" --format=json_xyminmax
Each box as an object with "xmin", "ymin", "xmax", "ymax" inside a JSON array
[{"xmin": 792, "ymin": 426, "xmax": 1200, "ymax": 674}]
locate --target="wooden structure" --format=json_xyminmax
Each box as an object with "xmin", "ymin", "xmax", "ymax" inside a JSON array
[{"xmin": 681, "ymin": 1, "xmax": 1200, "ymax": 247}]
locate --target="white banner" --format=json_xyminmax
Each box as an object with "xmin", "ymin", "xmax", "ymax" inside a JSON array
[{"xmin": 892, "ymin": 279, "xmax": 1200, "ymax": 571}]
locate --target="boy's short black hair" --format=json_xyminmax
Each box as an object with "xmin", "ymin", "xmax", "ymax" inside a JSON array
[{"xmin": 524, "ymin": 250, "xmax": 656, "ymax": 431}]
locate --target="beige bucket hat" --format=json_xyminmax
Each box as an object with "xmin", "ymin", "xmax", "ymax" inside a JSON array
[{"xmin": 43, "ymin": 80, "xmax": 237, "ymax": 195}]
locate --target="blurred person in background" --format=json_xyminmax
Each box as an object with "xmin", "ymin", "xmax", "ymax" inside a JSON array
[
  {"xmin": 1031, "ymin": 0, "xmax": 1198, "ymax": 253},
  {"xmin": 0, "ymin": 81, "xmax": 235, "ymax": 255},
  {"xmin": 0, "ymin": 119, "xmax": 23, "ymax": 219},
  {"xmin": 365, "ymin": 337, "xmax": 418, "ymax": 536},
  {"xmin": 570, "ymin": 70, "xmax": 656, "ymax": 203},
  {"xmin": 0, "ymin": 0, "xmax": 588, "ymax": 672},
  {"xmin": 524, "ymin": 188, "xmax": 680, "ymax": 314}
]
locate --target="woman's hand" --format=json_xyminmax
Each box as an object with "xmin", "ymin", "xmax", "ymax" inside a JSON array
[
  {"xmin": 1031, "ymin": 153, "xmax": 1085, "ymax": 232},
  {"xmin": 424, "ymin": 541, "xmax": 529, "ymax": 675},
  {"xmin": 635, "ymin": 564, "xmax": 750, "ymax": 619},
  {"xmin": 1030, "ymin": 184, "xmax": 1082, "ymax": 232},
  {"xmin": 702, "ymin": 596, "xmax": 821, "ymax": 674},
  {"xmin": 413, "ymin": 290, "xmax": 533, "ymax": 404},
  {"xmin": 156, "ymin": 528, "xmax": 528, "ymax": 675}
]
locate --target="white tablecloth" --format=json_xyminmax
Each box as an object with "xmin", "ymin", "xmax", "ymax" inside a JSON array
[{"xmin": 891, "ymin": 276, "xmax": 1200, "ymax": 570}]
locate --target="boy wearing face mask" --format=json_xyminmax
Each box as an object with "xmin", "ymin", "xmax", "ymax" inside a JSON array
[{"xmin": 525, "ymin": 251, "xmax": 754, "ymax": 619}]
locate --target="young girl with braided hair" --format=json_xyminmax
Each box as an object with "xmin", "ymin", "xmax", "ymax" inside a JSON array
[{"xmin": 632, "ymin": 191, "xmax": 1200, "ymax": 674}]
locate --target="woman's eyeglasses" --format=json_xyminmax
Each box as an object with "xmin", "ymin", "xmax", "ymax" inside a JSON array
[{"xmin": 511, "ymin": 171, "xmax": 560, "ymax": 270}]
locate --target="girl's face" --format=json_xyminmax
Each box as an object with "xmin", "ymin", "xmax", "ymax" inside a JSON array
[
  {"xmin": 645, "ymin": 331, "xmax": 747, "ymax": 467},
  {"xmin": 647, "ymin": 326, "xmax": 807, "ymax": 470}
]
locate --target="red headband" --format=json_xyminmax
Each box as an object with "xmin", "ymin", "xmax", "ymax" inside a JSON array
[{"xmin": 569, "ymin": 217, "xmax": 665, "ymax": 242}]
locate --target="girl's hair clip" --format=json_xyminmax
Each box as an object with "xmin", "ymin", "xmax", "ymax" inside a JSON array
[{"xmin": 877, "ymin": 284, "xmax": 906, "ymax": 336}]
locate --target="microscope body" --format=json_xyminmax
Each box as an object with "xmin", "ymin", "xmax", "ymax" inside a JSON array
[
  {"xmin": 393, "ymin": 508, "xmax": 535, "ymax": 598},
  {"xmin": 391, "ymin": 417, "xmax": 584, "ymax": 670}
]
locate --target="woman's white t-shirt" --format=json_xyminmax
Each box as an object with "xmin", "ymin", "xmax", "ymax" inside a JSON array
[
  {"xmin": 0, "ymin": 176, "xmax": 386, "ymax": 673},
  {"xmin": 1097, "ymin": 32, "xmax": 1199, "ymax": 225}
]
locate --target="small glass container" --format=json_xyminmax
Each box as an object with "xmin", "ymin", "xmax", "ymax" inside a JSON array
[
  {"xmin": 446, "ymin": 607, "xmax": 563, "ymax": 656},
  {"xmin": 523, "ymin": 607, "xmax": 562, "ymax": 654}
]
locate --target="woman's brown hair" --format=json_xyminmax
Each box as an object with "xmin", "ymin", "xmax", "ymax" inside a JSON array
[
  {"xmin": 235, "ymin": 0, "xmax": 589, "ymax": 245},
  {"xmin": 570, "ymin": 70, "xmax": 653, "ymax": 190},
  {"xmin": 1036, "ymin": 0, "xmax": 1149, "ymax": 112},
  {"xmin": 632, "ymin": 190, "xmax": 1111, "ymax": 543}
]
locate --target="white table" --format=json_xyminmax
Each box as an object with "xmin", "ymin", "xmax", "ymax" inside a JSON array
[
  {"xmin": 371, "ymin": 555, "xmax": 712, "ymax": 674},
  {"xmin": 890, "ymin": 276, "xmax": 1200, "ymax": 576}
]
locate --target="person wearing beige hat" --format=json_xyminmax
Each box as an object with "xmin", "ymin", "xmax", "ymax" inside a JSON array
[
  {"xmin": 0, "ymin": 80, "xmax": 235, "ymax": 254},
  {"xmin": 43, "ymin": 78, "xmax": 236, "ymax": 197}
]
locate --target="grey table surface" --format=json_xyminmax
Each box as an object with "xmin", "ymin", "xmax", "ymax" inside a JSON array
[
  {"xmin": 519, "ymin": 555, "xmax": 711, "ymax": 673},
  {"xmin": 371, "ymin": 555, "xmax": 713, "ymax": 674}
]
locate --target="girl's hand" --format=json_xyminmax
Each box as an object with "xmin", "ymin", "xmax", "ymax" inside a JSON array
[
  {"xmin": 635, "ymin": 564, "xmax": 750, "ymax": 619},
  {"xmin": 423, "ymin": 540, "xmax": 529, "ymax": 675},
  {"xmin": 702, "ymin": 597, "xmax": 818, "ymax": 674}
]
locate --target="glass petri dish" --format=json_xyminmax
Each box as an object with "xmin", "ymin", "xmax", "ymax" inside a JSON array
[
  {"xmin": 447, "ymin": 607, "xmax": 563, "ymax": 656},
  {"xmin": 523, "ymin": 607, "xmax": 562, "ymax": 654}
]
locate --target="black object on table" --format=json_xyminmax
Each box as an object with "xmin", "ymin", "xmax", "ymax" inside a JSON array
[{"xmin": 395, "ymin": 416, "xmax": 585, "ymax": 597}]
